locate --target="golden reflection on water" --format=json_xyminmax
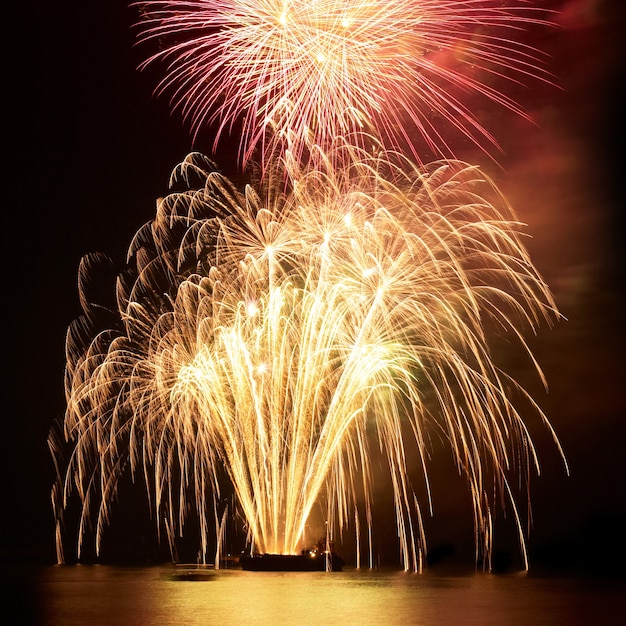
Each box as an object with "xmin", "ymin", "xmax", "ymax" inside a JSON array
[{"xmin": 21, "ymin": 565, "xmax": 624, "ymax": 626}]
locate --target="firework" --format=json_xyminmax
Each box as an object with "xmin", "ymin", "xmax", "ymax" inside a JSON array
[
  {"xmin": 50, "ymin": 150, "xmax": 565, "ymax": 570},
  {"xmin": 134, "ymin": 0, "xmax": 553, "ymax": 171}
]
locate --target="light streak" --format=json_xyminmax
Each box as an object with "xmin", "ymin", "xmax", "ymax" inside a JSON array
[
  {"xmin": 50, "ymin": 149, "xmax": 565, "ymax": 570},
  {"xmin": 135, "ymin": 0, "xmax": 554, "ymax": 170}
]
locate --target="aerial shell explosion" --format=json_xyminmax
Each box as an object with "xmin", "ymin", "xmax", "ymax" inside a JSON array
[
  {"xmin": 50, "ymin": 147, "xmax": 565, "ymax": 570},
  {"xmin": 135, "ymin": 0, "xmax": 554, "ymax": 171}
]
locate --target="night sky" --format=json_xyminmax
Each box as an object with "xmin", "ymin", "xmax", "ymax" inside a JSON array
[{"xmin": 7, "ymin": 1, "xmax": 624, "ymax": 571}]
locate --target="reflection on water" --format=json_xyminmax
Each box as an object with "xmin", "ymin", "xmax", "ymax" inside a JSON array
[{"xmin": 5, "ymin": 564, "xmax": 625, "ymax": 626}]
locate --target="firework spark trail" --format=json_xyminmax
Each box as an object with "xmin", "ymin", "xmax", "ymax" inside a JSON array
[
  {"xmin": 50, "ymin": 149, "xmax": 565, "ymax": 569},
  {"xmin": 135, "ymin": 0, "xmax": 554, "ymax": 171}
]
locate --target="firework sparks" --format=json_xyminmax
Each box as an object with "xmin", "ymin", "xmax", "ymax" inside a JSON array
[
  {"xmin": 50, "ymin": 150, "xmax": 565, "ymax": 570},
  {"xmin": 134, "ymin": 0, "xmax": 553, "ymax": 170}
]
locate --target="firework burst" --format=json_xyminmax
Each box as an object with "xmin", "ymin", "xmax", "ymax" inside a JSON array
[
  {"xmin": 50, "ymin": 149, "xmax": 565, "ymax": 570},
  {"xmin": 135, "ymin": 0, "xmax": 553, "ymax": 171}
]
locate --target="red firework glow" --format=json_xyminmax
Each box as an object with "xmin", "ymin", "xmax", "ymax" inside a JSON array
[{"xmin": 135, "ymin": 0, "xmax": 554, "ymax": 170}]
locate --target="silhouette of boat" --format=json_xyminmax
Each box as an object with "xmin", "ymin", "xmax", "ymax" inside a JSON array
[
  {"xmin": 169, "ymin": 565, "xmax": 216, "ymax": 581},
  {"xmin": 240, "ymin": 541, "xmax": 345, "ymax": 572}
]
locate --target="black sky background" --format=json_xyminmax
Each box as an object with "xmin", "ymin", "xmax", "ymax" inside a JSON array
[{"xmin": 6, "ymin": 0, "xmax": 624, "ymax": 571}]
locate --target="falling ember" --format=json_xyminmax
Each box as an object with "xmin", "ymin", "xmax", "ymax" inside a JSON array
[
  {"xmin": 50, "ymin": 149, "xmax": 566, "ymax": 570},
  {"xmin": 134, "ymin": 0, "xmax": 554, "ymax": 171}
]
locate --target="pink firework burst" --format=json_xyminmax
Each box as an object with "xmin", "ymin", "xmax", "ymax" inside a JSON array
[{"xmin": 135, "ymin": 1, "xmax": 554, "ymax": 170}]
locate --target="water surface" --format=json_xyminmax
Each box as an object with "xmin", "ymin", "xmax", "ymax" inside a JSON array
[{"xmin": 6, "ymin": 564, "xmax": 625, "ymax": 625}]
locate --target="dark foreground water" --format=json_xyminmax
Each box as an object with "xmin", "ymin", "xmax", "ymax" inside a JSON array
[{"xmin": 4, "ymin": 564, "xmax": 625, "ymax": 625}]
